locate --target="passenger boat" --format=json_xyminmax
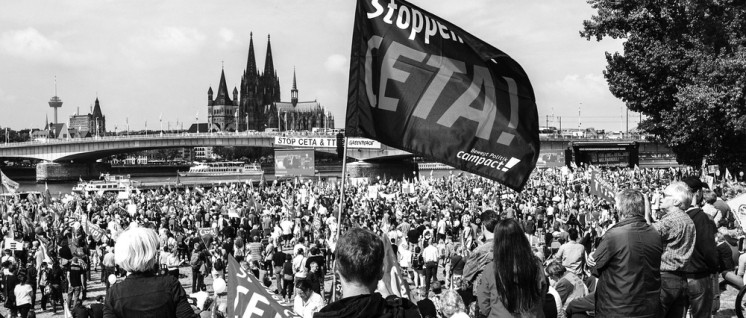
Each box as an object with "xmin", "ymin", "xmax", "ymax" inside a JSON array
[
  {"xmin": 72, "ymin": 174, "xmax": 139, "ymax": 193},
  {"xmin": 178, "ymin": 162, "xmax": 264, "ymax": 177}
]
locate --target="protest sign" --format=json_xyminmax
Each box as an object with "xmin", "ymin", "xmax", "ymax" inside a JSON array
[{"xmin": 589, "ymin": 172, "xmax": 616, "ymax": 203}]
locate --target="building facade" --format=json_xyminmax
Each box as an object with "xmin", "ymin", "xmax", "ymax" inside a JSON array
[
  {"xmin": 68, "ymin": 98, "xmax": 106, "ymax": 136},
  {"xmin": 207, "ymin": 33, "xmax": 333, "ymax": 132}
]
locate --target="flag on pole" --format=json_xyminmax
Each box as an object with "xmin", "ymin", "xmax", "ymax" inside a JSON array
[
  {"xmin": 726, "ymin": 168, "xmax": 733, "ymax": 181},
  {"xmin": 0, "ymin": 169, "xmax": 19, "ymax": 194},
  {"xmin": 43, "ymin": 182, "xmax": 52, "ymax": 207},
  {"xmin": 226, "ymin": 255, "xmax": 300, "ymax": 317},
  {"xmin": 345, "ymin": 0, "xmax": 540, "ymax": 191},
  {"xmin": 379, "ymin": 233, "xmax": 414, "ymax": 302}
]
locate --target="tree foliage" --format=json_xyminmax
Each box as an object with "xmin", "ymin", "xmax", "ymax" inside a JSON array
[{"xmin": 581, "ymin": 0, "xmax": 746, "ymax": 170}]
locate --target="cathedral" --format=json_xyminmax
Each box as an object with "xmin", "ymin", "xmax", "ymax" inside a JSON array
[{"xmin": 207, "ymin": 34, "xmax": 334, "ymax": 132}]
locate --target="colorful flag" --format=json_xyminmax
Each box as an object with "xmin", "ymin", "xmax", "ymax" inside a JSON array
[
  {"xmin": 0, "ymin": 169, "xmax": 19, "ymax": 194},
  {"xmin": 345, "ymin": 0, "xmax": 540, "ymax": 191},
  {"xmin": 226, "ymin": 255, "xmax": 300, "ymax": 318}
]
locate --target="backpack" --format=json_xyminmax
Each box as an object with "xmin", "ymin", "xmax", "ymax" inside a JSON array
[
  {"xmin": 412, "ymin": 254, "xmax": 424, "ymax": 270},
  {"xmin": 213, "ymin": 258, "xmax": 225, "ymax": 271}
]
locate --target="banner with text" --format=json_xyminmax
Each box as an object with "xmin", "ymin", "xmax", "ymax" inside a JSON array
[
  {"xmin": 275, "ymin": 149, "xmax": 315, "ymax": 177},
  {"xmin": 227, "ymin": 255, "xmax": 300, "ymax": 318},
  {"xmin": 590, "ymin": 172, "xmax": 616, "ymax": 203},
  {"xmin": 274, "ymin": 136, "xmax": 382, "ymax": 149},
  {"xmin": 345, "ymin": 0, "xmax": 540, "ymax": 191}
]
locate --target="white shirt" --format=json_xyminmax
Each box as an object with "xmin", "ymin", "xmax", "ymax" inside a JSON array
[
  {"xmin": 293, "ymin": 292, "xmax": 324, "ymax": 318},
  {"xmin": 14, "ymin": 284, "xmax": 32, "ymax": 306},
  {"xmin": 423, "ymin": 245, "xmax": 439, "ymax": 263}
]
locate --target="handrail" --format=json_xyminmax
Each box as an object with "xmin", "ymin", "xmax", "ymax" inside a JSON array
[{"xmin": 0, "ymin": 131, "xmax": 343, "ymax": 148}]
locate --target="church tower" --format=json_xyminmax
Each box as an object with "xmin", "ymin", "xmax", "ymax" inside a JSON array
[
  {"xmin": 240, "ymin": 33, "xmax": 260, "ymax": 131},
  {"xmin": 291, "ymin": 68, "xmax": 298, "ymax": 107},
  {"xmin": 261, "ymin": 35, "xmax": 281, "ymax": 108},
  {"xmin": 208, "ymin": 68, "xmax": 239, "ymax": 132}
]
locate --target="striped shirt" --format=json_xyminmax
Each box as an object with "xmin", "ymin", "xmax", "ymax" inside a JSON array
[{"xmin": 653, "ymin": 209, "xmax": 696, "ymax": 272}]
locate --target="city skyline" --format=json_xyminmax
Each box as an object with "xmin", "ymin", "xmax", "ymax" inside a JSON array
[{"xmin": 0, "ymin": 0, "xmax": 633, "ymax": 132}]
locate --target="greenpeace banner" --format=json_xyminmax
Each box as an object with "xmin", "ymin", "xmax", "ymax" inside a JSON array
[
  {"xmin": 346, "ymin": 0, "xmax": 540, "ymax": 191},
  {"xmin": 227, "ymin": 255, "xmax": 300, "ymax": 318},
  {"xmin": 590, "ymin": 172, "xmax": 616, "ymax": 203}
]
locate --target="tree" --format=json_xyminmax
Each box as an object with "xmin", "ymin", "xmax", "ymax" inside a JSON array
[{"xmin": 581, "ymin": 0, "xmax": 746, "ymax": 171}]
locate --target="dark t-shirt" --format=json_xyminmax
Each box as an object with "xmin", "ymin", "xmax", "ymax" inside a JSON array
[
  {"xmin": 407, "ymin": 229, "xmax": 420, "ymax": 244},
  {"xmin": 272, "ymin": 251, "xmax": 286, "ymax": 267},
  {"xmin": 70, "ymin": 263, "xmax": 84, "ymax": 287}
]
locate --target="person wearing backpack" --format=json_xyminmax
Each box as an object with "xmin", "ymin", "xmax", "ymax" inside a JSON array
[
  {"xmin": 315, "ymin": 227, "xmax": 420, "ymax": 318},
  {"xmin": 411, "ymin": 246, "xmax": 425, "ymax": 289}
]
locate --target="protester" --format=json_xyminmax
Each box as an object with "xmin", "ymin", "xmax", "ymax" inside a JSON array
[
  {"xmin": 680, "ymin": 176, "xmax": 719, "ymax": 316},
  {"xmin": 314, "ymin": 227, "xmax": 419, "ymax": 318},
  {"xmin": 293, "ymin": 279, "xmax": 323, "ymax": 318},
  {"xmin": 477, "ymin": 218, "xmax": 547, "ymax": 317},
  {"xmin": 462, "ymin": 210, "xmax": 499, "ymax": 311},
  {"xmin": 103, "ymin": 227, "xmax": 197, "ymax": 317},
  {"xmin": 651, "ymin": 181, "xmax": 696, "ymax": 318},
  {"xmin": 591, "ymin": 189, "xmax": 662, "ymax": 317},
  {"xmin": 14, "ymin": 275, "xmax": 33, "ymax": 318}
]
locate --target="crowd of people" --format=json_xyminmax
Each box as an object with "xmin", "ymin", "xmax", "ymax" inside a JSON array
[{"xmin": 0, "ymin": 164, "xmax": 743, "ymax": 318}]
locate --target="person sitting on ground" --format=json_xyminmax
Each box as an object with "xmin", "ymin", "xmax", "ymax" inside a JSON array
[{"xmin": 315, "ymin": 227, "xmax": 420, "ymax": 318}]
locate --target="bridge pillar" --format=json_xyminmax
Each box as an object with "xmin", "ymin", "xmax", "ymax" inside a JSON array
[{"xmin": 36, "ymin": 162, "xmax": 112, "ymax": 182}]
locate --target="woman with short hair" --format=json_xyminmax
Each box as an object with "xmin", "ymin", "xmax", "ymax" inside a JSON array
[{"xmin": 103, "ymin": 227, "xmax": 197, "ymax": 318}]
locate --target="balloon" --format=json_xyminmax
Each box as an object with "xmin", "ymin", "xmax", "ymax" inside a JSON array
[
  {"xmin": 213, "ymin": 277, "xmax": 226, "ymax": 294},
  {"xmin": 108, "ymin": 274, "xmax": 117, "ymax": 285}
]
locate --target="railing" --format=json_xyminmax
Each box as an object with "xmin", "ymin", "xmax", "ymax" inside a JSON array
[{"xmin": 0, "ymin": 131, "xmax": 341, "ymax": 148}]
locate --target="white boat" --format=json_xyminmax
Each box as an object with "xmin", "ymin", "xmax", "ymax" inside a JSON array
[
  {"xmin": 72, "ymin": 174, "xmax": 140, "ymax": 193},
  {"xmin": 178, "ymin": 162, "xmax": 264, "ymax": 177}
]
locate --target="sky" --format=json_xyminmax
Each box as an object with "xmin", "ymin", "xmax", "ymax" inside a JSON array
[{"xmin": 0, "ymin": 0, "xmax": 636, "ymax": 133}]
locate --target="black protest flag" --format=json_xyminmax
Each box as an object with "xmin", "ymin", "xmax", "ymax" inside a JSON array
[
  {"xmin": 226, "ymin": 255, "xmax": 300, "ymax": 318},
  {"xmin": 346, "ymin": 0, "xmax": 540, "ymax": 191}
]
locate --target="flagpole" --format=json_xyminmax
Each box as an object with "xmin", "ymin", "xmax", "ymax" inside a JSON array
[{"xmin": 331, "ymin": 135, "xmax": 348, "ymax": 302}]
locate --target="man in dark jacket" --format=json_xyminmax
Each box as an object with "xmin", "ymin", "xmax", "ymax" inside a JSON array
[
  {"xmin": 681, "ymin": 176, "xmax": 719, "ymax": 316},
  {"xmin": 315, "ymin": 227, "xmax": 419, "ymax": 318},
  {"xmin": 591, "ymin": 189, "xmax": 662, "ymax": 317}
]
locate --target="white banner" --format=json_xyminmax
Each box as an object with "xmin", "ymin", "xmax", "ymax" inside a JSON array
[
  {"xmin": 274, "ymin": 136, "xmax": 337, "ymax": 148},
  {"xmin": 274, "ymin": 136, "xmax": 382, "ymax": 149},
  {"xmin": 346, "ymin": 138, "xmax": 382, "ymax": 149}
]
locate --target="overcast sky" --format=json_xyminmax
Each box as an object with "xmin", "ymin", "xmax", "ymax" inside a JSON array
[{"xmin": 0, "ymin": 0, "xmax": 634, "ymax": 132}]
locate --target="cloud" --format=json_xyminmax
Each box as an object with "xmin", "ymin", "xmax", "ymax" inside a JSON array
[
  {"xmin": 0, "ymin": 28, "xmax": 90, "ymax": 65},
  {"xmin": 324, "ymin": 54, "xmax": 348, "ymax": 74},
  {"xmin": 545, "ymin": 73, "xmax": 609, "ymax": 96},
  {"xmin": 218, "ymin": 28, "xmax": 235, "ymax": 45},
  {"xmin": 127, "ymin": 26, "xmax": 206, "ymax": 54},
  {"xmin": 121, "ymin": 26, "xmax": 207, "ymax": 68}
]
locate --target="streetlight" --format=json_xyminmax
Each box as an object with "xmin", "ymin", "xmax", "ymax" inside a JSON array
[{"xmin": 195, "ymin": 113, "xmax": 199, "ymax": 134}]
